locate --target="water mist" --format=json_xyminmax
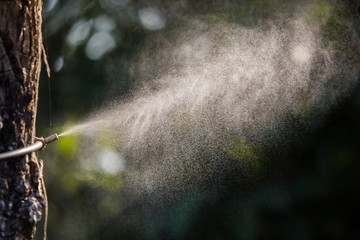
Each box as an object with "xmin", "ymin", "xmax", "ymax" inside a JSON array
[{"xmin": 60, "ymin": 18, "xmax": 359, "ymax": 203}]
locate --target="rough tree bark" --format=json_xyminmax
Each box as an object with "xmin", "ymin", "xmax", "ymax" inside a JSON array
[{"xmin": 0, "ymin": 0, "xmax": 45, "ymax": 239}]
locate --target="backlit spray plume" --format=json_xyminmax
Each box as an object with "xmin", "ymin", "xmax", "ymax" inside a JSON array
[{"xmin": 62, "ymin": 18, "xmax": 359, "ymax": 202}]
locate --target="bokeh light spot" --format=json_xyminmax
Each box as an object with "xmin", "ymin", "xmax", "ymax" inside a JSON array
[
  {"xmin": 54, "ymin": 56, "xmax": 64, "ymax": 72},
  {"xmin": 94, "ymin": 15, "xmax": 116, "ymax": 32},
  {"xmin": 138, "ymin": 7, "xmax": 166, "ymax": 31},
  {"xmin": 292, "ymin": 45, "xmax": 312, "ymax": 63},
  {"xmin": 85, "ymin": 32, "xmax": 117, "ymax": 60},
  {"xmin": 66, "ymin": 19, "xmax": 93, "ymax": 46},
  {"xmin": 97, "ymin": 148, "xmax": 126, "ymax": 174}
]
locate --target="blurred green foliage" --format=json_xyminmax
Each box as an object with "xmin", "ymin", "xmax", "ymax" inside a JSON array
[
  {"xmin": 57, "ymin": 135, "xmax": 80, "ymax": 158},
  {"xmin": 35, "ymin": 0, "xmax": 360, "ymax": 239},
  {"xmin": 83, "ymin": 170, "xmax": 124, "ymax": 192},
  {"xmin": 226, "ymin": 140, "xmax": 260, "ymax": 162},
  {"xmin": 96, "ymin": 130, "xmax": 118, "ymax": 148},
  {"xmin": 306, "ymin": 0, "xmax": 333, "ymax": 23}
]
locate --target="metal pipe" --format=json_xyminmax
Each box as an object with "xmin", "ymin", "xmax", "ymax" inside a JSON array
[{"xmin": 0, "ymin": 133, "xmax": 59, "ymax": 160}]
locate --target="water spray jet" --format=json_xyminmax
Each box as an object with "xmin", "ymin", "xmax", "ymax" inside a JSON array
[{"xmin": 0, "ymin": 133, "xmax": 60, "ymax": 160}]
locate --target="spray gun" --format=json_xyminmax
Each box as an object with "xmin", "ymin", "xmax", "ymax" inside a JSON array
[{"xmin": 0, "ymin": 133, "xmax": 59, "ymax": 159}]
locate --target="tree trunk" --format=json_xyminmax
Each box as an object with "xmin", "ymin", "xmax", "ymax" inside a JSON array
[{"xmin": 0, "ymin": 0, "xmax": 44, "ymax": 239}]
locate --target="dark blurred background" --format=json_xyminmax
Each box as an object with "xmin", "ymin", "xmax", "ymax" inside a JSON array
[{"xmin": 35, "ymin": 0, "xmax": 360, "ymax": 239}]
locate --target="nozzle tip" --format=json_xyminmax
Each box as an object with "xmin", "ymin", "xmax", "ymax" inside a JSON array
[{"xmin": 43, "ymin": 133, "xmax": 59, "ymax": 145}]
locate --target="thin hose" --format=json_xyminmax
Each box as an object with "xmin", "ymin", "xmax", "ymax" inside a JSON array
[{"xmin": 0, "ymin": 133, "xmax": 59, "ymax": 160}]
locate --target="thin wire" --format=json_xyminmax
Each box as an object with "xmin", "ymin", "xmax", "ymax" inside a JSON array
[
  {"xmin": 36, "ymin": 157, "xmax": 48, "ymax": 240},
  {"xmin": 41, "ymin": 170, "xmax": 48, "ymax": 240},
  {"xmin": 42, "ymin": 15, "xmax": 50, "ymax": 240},
  {"xmin": 43, "ymin": 24, "xmax": 52, "ymax": 135},
  {"xmin": 48, "ymin": 74, "xmax": 52, "ymax": 135}
]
